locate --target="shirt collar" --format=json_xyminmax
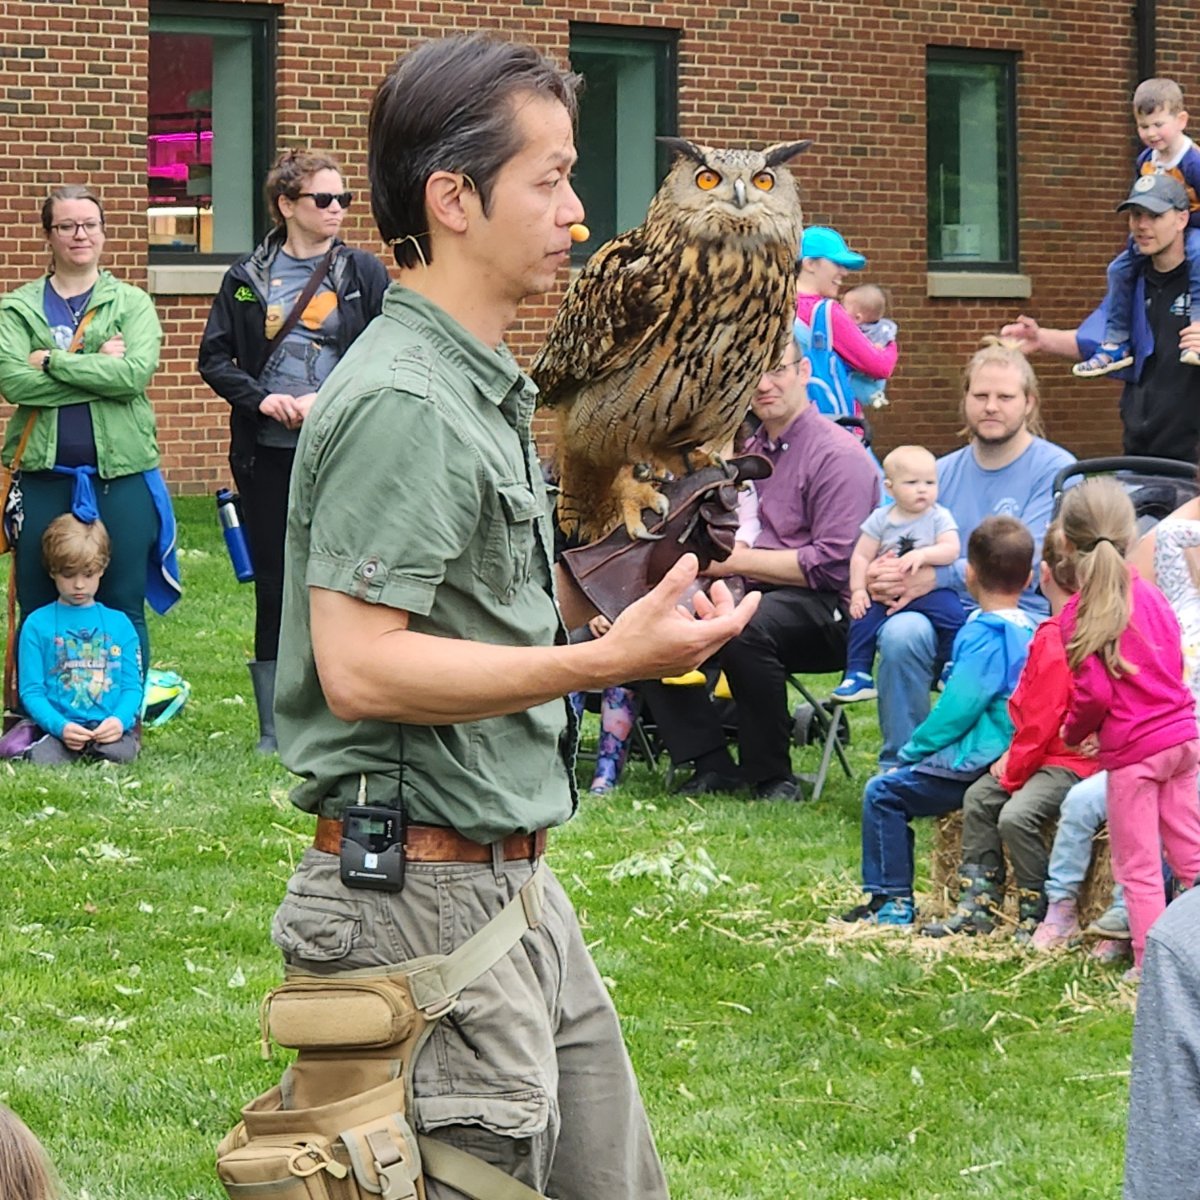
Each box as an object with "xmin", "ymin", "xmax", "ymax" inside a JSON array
[{"xmin": 747, "ymin": 401, "xmax": 817, "ymax": 453}]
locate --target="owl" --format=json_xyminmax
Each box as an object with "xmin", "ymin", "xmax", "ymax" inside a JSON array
[{"xmin": 531, "ymin": 137, "xmax": 810, "ymax": 543}]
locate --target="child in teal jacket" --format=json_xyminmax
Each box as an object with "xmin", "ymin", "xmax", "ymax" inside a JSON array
[{"xmin": 838, "ymin": 516, "xmax": 1036, "ymax": 925}]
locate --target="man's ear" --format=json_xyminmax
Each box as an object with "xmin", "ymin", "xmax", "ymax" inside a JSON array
[{"xmin": 424, "ymin": 171, "xmax": 474, "ymax": 235}]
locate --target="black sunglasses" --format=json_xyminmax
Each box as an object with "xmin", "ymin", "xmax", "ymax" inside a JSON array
[{"xmin": 297, "ymin": 191, "xmax": 352, "ymax": 209}]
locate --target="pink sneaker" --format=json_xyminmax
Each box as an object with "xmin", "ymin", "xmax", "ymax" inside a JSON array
[
  {"xmin": 1031, "ymin": 898, "xmax": 1080, "ymax": 951},
  {"xmin": 1091, "ymin": 938, "xmax": 1132, "ymax": 965},
  {"xmin": 1121, "ymin": 965, "xmax": 1142, "ymax": 985}
]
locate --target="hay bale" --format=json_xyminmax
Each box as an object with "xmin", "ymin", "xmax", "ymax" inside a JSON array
[{"xmin": 928, "ymin": 811, "xmax": 1116, "ymax": 926}]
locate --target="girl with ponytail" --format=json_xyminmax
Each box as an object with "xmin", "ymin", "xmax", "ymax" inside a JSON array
[{"xmin": 1060, "ymin": 477, "xmax": 1200, "ymax": 977}]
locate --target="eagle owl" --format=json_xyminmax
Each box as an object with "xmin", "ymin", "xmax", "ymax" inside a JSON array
[{"xmin": 531, "ymin": 137, "xmax": 809, "ymax": 543}]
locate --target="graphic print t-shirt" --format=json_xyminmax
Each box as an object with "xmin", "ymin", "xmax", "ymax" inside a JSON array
[{"xmin": 43, "ymin": 283, "xmax": 96, "ymax": 466}]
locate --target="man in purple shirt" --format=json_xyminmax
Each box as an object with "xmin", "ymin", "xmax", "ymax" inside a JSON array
[{"xmin": 643, "ymin": 339, "xmax": 880, "ymax": 800}]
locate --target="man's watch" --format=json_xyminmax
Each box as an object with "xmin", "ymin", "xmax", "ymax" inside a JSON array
[{"xmin": 40, "ymin": 351, "xmax": 51, "ymax": 374}]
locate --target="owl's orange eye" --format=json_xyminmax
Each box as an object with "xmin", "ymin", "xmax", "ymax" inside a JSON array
[
  {"xmin": 695, "ymin": 169, "xmax": 721, "ymax": 191},
  {"xmin": 752, "ymin": 171, "xmax": 776, "ymax": 191}
]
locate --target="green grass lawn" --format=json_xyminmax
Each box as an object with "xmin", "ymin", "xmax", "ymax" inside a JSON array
[{"xmin": 0, "ymin": 497, "xmax": 1134, "ymax": 1199}]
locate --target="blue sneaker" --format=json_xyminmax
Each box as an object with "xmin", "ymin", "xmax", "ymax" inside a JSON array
[
  {"xmin": 872, "ymin": 897, "xmax": 915, "ymax": 926},
  {"xmin": 831, "ymin": 672, "xmax": 876, "ymax": 703}
]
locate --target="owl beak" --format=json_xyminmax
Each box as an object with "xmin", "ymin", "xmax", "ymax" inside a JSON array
[{"xmin": 733, "ymin": 178, "xmax": 747, "ymax": 209}]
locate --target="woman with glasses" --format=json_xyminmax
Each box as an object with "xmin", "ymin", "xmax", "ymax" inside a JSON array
[
  {"xmin": 0, "ymin": 184, "xmax": 176, "ymax": 678},
  {"xmin": 199, "ymin": 149, "xmax": 389, "ymax": 752}
]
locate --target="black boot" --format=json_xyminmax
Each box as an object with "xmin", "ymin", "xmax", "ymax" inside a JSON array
[
  {"xmin": 920, "ymin": 864, "xmax": 1002, "ymax": 938},
  {"xmin": 1014, "ymin": 888, "xmax": 1048, "ymax": 944},
  {"xmin": 248, "ymin": 660, "xmax": 277, "ymax": 754}
]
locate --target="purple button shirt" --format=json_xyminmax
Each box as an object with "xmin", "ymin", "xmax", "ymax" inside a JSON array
[{"xmin": 743, "ymin": 403, "xmax": 880, "ymax": 602}]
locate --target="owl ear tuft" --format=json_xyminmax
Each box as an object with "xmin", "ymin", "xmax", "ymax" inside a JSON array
[
  {"xmin": 762, "ymin": 140, "xmax": 813, "ymax": 167},
  {"xmin": 656, "ymin": 137, "xmax": 708, "ymax": 166}
]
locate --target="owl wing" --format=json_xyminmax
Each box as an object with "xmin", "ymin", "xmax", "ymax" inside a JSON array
[{"xmin": 530, "ymin": 230, "xmax": 672, "ymax": 406}]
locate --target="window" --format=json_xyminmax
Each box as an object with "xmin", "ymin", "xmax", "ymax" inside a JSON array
[
  {"xmin": 926, "ymin": 49, "xmax": 1017, "ymax": 271},
  {"xmin": 148, "ymin": 2, "xmax": 276, "ymax": 260},
  {"xmin": 569, "ymin": 26, "xmax": 679, "ymax": 258}
]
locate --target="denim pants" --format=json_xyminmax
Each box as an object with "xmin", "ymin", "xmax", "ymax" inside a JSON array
[
  {"xmin": 1045, "ymin": 772, "xmax": 1126, "ymax": 915},
  {"xmin": 861, "ymin": 765, "xmax": 974, "ymax": 896},
  {"xmin": 845, "ymin": 588, "xmax": 965, "ymax": 678},
  {"xmin": 875, "ymin": 612, "xmax": 939, "ymax": 768}
]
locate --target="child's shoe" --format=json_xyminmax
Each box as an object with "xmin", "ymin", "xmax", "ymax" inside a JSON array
[
  {"xmin": 1181, "ymin": 348, "xmax": 1200, "ymax": 367},
  {"xmin": 836, "ymin": 894, "xmax": 886, "ymax": 923},
  {"xmin": 1031, "ymin": 897, "xmax": 1080, "ymax": 950},
  {"xmin": 1085, "ymin": 905, "xmax": 1131, "ymax": 940},
  {"xmin": 874, "ymin": 896, "xmax": 915, "ymax": 926},
  {"xmin": 1091, "ymin": 938, "xmax": 1132, "ymax": 966},
  {"xmin": 1013, "ymin": 887, "xmax": 1048, "ymax": 944},
  {"xmin": 831, "ymin": 672, "xmax": 877, "ymax": 703},
  {"xmin": 1121, "ymin": 965, "xmax": 1142, "ymax": 985},
  {"xmin": 1072, "ymin": 344, "xmax": 1133, "ymax": 378},
  {"xmin": 920, "ymin": 864, "xmax": 1001, "ymax": 937}
]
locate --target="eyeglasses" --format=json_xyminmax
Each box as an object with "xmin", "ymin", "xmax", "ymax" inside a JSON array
[
  {"xmin": 765, "ymin": 359, "xmax": 801, "ymax": 380},
  {"xmin": 297, "ymin": 191, "xmax": 352, "ymax": 209},
  {"xmin": 50, "ymin": 220, "xmax": 104, "ymax": 237}
]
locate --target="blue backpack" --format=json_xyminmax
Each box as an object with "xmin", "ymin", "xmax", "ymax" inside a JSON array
[{"xmin": 793, "ymin": 301, "xmax": 858, "ymax": 419}]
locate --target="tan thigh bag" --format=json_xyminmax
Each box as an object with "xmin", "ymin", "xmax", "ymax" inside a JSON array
[{"xmin": 216, "ymin": 869, "xmax": 547, "ymax": 1200}]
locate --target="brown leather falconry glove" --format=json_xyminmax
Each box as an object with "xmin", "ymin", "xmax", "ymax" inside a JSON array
[{"xmin": 560, "ymin": 455, "xmax": 772, "ymax": 621}]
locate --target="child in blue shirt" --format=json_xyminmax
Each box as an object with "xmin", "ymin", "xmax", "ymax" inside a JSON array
[
  {"xmin": 19, "ymin": 515, "xmax": 143, "ymax": 764},
  {"xmin": 1076, "ymin": 77, "xmax": 1200, "ymax": 377},
  {"xmin": 837, "ymin": 515, "xmax": 1036, "ymax": 925}
]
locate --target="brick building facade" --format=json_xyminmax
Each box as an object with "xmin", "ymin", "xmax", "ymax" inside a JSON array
[{"xmin": 0, "ymin": 0, "xmax": 1194, "ymax": 492}]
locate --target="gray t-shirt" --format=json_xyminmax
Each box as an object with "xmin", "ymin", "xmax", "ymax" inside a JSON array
[
  {"xmin": 860, "ymin": 501, "xmax": 957, "ymax": 557},
  {"xmin": 257, "ymin": 251, "xmax": 341, "ymax": 448}
]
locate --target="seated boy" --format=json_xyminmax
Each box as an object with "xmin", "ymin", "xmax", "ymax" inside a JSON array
[
  {"xmin": 837, "ymin": 516, "xmax": 1036, "ymax": 926},
  {"xmin": 18, "ymin": 515, "xmax": 143, "ymax": 765},
  {"xmin": 842, "ymin": 284, "xmax": 899, "ymax": 408},
  {"xmin": 832, "ymin": 444, "xmax": 965, "ymax": 702},
  {"xmin": 921, "ymin": 520, "xmax": 1101, "ymax": 939}
]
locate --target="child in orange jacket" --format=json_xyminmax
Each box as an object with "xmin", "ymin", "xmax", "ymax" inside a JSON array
[{"xmin": 922, "ymin": 520, "xmax": 1100, "ymax": 939}]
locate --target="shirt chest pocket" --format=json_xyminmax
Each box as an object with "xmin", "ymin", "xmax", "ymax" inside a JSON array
[{"xmin": 478, "ymin": 482, "xmax": 540, "ymax": 603}]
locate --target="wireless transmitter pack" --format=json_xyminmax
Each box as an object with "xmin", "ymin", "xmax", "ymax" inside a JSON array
[{"xmin": 339, "ymin": 804, "xmax": 406, "ymax": 892}]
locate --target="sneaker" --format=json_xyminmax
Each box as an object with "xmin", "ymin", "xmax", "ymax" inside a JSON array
[
  {"xmin": 1121, "ymin": 965, "xmax": 1142, "ymax": 985},
  {"xmin": 836, "ymin": 894, "xmax": 886, "ymax": 923},
  {"xmin": 1091, "ymin": 938, "xmax": 1132, "ymax": 965},
  {"xmin": 1181, "ymin": 348, "xmax": 1200, "ymax": 367},
  {"xmin": 1031, "ymin": 898, "xmax": 1081, "ymax": 951},
  {"xmin": 873, "ymin": 896, "xmax": 915, "ymax": 926},
  {"xmin": 831, "ymin": 672, "xmax": 877, "ymax": 703},
  {"xmin": 1072, "ymin": 344, "xmax": 1133, "ymax": 378},
  {"xmin": 1085, "ymin": 906, "xmax": 1131, "ymax": 940},
  {"xmin": 753, "ymin": 776, "xmax": 802, "ymax": 802}
]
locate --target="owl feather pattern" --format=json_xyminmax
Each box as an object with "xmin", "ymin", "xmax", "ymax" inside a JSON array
[{"xmin": 532, "ymin": 137, "xmax": 810, "ymax": 542}]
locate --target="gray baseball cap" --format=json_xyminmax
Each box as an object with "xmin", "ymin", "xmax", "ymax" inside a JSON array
[{"xmin": 1116, "ymin": 173, "xmax": 1189, "ymax": 214}]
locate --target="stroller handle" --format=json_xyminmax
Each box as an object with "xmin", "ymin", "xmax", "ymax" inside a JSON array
[{"xmin": 1051, "ymin": 456, "xmax": 1198, "ymax": 505}]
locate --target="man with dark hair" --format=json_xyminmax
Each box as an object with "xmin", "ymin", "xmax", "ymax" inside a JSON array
[{"xmin": 269, "ymin": 33, "xmax": 758, "ymax": 1200}]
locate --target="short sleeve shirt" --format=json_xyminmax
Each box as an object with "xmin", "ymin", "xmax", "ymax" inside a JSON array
[
  {"xmin": 860, "ymin": 502, "xmax": 957, "ymax": 557},
  {"xmin": 275, "ymin": 287, "xmax": 576, "ymax": 842}
]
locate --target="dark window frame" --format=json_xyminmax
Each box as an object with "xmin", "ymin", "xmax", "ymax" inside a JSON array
[
  {"xmin": 926, "ymin": 46, "xmax": 1019, "ymax": 273},
  {"xmin": 568, "ymin": 23, "xmax": 680, "ymax": 261},
  {"xmin": 148, "ymin": 0, "xmax": 277, "ymax": 265}
]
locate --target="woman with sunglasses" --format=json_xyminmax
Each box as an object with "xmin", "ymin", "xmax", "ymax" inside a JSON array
[
  {"xmin": 0, "ymin": 184, "xmax": 176, "ymax": 678},
  {"xmin": 199, "ymin": 149, "xmax": 389, "ymax": 752}
]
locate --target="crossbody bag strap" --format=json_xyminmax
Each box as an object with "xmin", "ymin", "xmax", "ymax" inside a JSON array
[
  {"xmin": 263, "ymin": 245, "xmax": 340, "ymax": 359},
  {"xmin": 418, "ymin": 1137, "xmax": 547, "ymax": 1200},
  {"xmin": 67, "ymin": 307, "xmax": 97, "ymax": 354}
]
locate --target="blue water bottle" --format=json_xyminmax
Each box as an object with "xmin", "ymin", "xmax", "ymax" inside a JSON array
[{"xmin": 216, "ymin": 489, "xmax": 254, "ymax": 582}]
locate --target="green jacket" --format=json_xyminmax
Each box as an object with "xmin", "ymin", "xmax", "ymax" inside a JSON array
[{"xmin": 0, "ymin": 272, "xmax": 162, "ymax": 477}]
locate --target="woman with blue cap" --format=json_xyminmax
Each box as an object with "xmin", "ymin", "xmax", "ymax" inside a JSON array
[{"xmin": 794, "ymin": 226, "xmax": 898, "ymax": 416}]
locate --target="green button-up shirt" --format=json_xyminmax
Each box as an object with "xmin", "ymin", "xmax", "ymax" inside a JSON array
[{"xmin": 276, "ymin": 287, "xmax": 577, "ymax": 842}]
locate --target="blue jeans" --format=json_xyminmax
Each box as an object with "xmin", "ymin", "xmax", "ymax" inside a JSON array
[
  {"xmin": 861, "ymin": 765, "xmax": 974, "ymax": 896},
  {"xmin": 875, "ymin": 612, "xmax": 938, "ymax": 768},
  {"xmin": 1046, "ymin": 771, "xmax": 1126, "ymax": 917},
  {"xmin": 846, "ymin": 588, "xmax": 965, "ymax": 678}
]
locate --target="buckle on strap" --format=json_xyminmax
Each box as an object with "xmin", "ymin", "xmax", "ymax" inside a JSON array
[{"xmin": 406, "ymin": 865, "xmax": 545, "ymax": 1017}]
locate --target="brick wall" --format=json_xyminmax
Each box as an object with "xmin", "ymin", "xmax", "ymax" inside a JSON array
[{"xmin": 0, "ymin": 0, "xmax": 1191, "ymax": 492}]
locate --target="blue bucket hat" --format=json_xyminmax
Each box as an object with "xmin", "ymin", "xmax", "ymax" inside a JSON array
[{"xmin": 798, "ymin": 226, "xmax": 867, "ymax": 270}]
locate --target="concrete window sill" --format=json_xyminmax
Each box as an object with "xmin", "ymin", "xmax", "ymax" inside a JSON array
[
  {"xmin": 148, "ymin": 264, "xmax": 228, "ymax": 297},
  {"xmin": 926, "ymin": 272, "xmax": 1032, "ymax": 300}
]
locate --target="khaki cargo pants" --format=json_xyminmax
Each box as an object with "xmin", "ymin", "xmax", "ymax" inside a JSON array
[{"xmin": 272, "ymin": 847, "xmax": 669, "ymax": 1200}]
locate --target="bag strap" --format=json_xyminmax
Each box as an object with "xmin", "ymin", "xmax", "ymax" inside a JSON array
[
  {"xmin": 67, "ymin": 308, "xmax": 97, "ymax": 354},
  {"xmin": 263, "ymin": 246, "xmax": 340, "ymax": 359},
  {"xmin": 418, "ymin": 1137, "xmax": 546, "ymax": 1200},
  {"xmin": 402, "ymin": 865, "xmax": 545, "ymax": 1017}
]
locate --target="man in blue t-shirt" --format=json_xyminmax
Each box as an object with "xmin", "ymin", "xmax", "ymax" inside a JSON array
[{"xmin": 867, "ymin": 343, "xmax": 1073, "ymax": 767}]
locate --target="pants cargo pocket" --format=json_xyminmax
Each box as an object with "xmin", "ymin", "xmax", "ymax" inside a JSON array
[
  {"xmin": 415, "ymin": 1091, "xmax": 556, "ymax": 1192},
  {"xmin": 271, "ymin": 893, "xmax": 363, "ymax": 966}
]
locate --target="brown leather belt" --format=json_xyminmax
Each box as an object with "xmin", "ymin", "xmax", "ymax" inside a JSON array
[{"xmin": 314, "ymin": 815, "xmax": 547, "ymax": 862}]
